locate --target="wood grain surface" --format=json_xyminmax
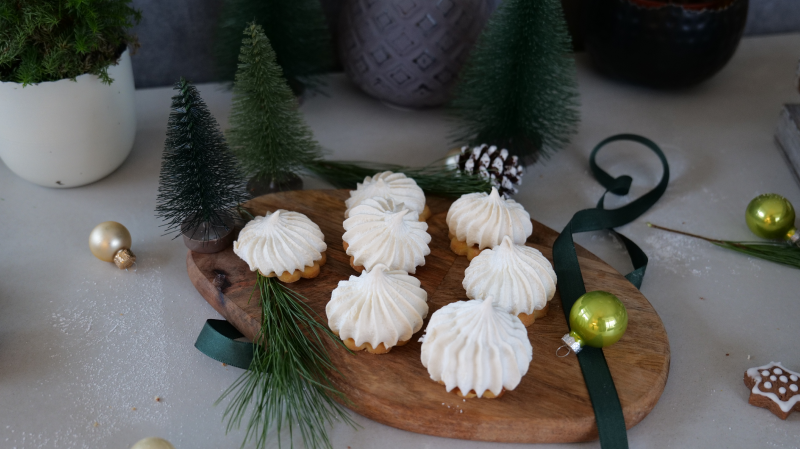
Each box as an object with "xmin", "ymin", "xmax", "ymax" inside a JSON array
[{"xmin": 187, "ymin": 189, "xmax": 670, "ymax": 444}]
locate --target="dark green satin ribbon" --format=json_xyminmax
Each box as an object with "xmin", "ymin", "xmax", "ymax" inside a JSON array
[
  {"xmin": 194, "ymin": 319, "xmax": 254, "ymax": 370},
  {"xmin": 553, "ymin": 134, "xmax": 669, "ymax": 449}
]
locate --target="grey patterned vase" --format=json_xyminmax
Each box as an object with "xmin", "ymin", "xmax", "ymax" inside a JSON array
[{"xmin": 339, "ymin": 0, "xmax": 494, "ymax": 108}]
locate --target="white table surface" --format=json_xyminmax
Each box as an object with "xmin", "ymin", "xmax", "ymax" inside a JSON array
[{"xmin": 2, "ymin": 33, "xmax": 800, "ymax": 449}]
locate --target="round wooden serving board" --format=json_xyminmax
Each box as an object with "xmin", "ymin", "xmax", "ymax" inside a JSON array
[{"xmin": 187, "ymin": 189, "xmax": 670, "ymax": 444}]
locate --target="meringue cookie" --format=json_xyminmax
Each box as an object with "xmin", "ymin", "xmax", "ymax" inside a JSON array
[
  {"xmin": 343, "ymin": 197, "xmax": 431, "ymax": 274},
  {"xmin": 446, "ymin": 186, "xmax": 532, "ymax": 250},
  {"xmin": 327, "ymin": 264, "xmax": 428, "ymax": 353},
  {"xmin": 464, "ymin": 236, "xmax": 557, "ymax": 325},
  {"xmin": 233, "ymin": 210, "xmax": 326, "ymax": 276},
  {"xmin": 420, "ymin": 297, "xmax": 532, "ymax": 398},
  {"xmin": 344, "ymin": 171, "xmax": 426, "ymax": 219}
]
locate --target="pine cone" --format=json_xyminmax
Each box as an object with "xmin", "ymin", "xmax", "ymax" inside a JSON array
[{"xmin": 456, "ymin": 144, "xmax": 523, "ymax": 197}]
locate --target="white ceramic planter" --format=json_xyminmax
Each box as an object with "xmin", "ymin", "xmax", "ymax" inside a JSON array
[{"xmin": 0, "ymin": 49, "xmax": 137, "ymax": 188}]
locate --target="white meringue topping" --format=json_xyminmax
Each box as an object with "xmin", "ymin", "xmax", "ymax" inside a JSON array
[
  {"xmin": 464, "ymin": 236, "xmax": 557, "ymax": 316},
  {"xmin": 343, "ymin": 197, "xmax": 431, "ymax": 273},
  {"xmin": 327, "ymin": 264, "xmax": 428, "ymax": 349},
  {"xmin": 420, "ymin": 297, "xmax": 532, "ymax": 397},
  {"xmin": 233, "ymin": 210, "xmax": 326, "ymax": 275},
  {"xmin": 344, "ymin": 171, "xmax": 426, "ymax": 218},
  {"xmin": 446, "ymin": 187, "xmax": 532, "ymax": 249}
]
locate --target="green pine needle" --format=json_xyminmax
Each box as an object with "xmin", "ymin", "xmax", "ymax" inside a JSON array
[
  {"xmin": 227, "ymin": 23, "xmax": 323, "ymax": 183},
  {"xmin": 648, "ymin": 223, "xmax": 800, "ymax": 270},
  {"xmin": 216, "ymin": 275, "xmax": 356, "ymax": 448},
  {"xmin": 449, "ymin": 0, "xmax": 580, "ymax": 165},
  {"xmin": 304, "ymin": 159, "xmax": 493, "ymax": 198}
]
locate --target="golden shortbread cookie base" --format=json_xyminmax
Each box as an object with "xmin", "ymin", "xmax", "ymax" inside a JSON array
[
  {"xmin": 342, "ymin": 241, "xmax": 366, "ymax": 273},
  {"xmin": 438, "ymin": 380, "xmax": 506, "ymax": 399},
  {"xmin": 259, "ymin": 251, "xmax": 327, "ymax": 283},
  {"xmin": 517, "ymin": 302, "xmax": 551, "ymax": 327},
  {"xmin": 332, "ymin": 330, "xmax": 409, "ymax": 354}
]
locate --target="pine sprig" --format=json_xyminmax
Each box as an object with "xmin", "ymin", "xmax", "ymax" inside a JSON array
[
  {"xmin": 156, "ymin": 78, "xmax": 246, "ymax": 240},
  {"xmin": 217, "ymin": 275, "xmax": 356, "ymax": 448},
  {"xmin": 449, "ymin": 0, "xmax": 580, "ymax": 165},
  {"xmin": 214, "ymin": 0, "xmax": 333, "ymax": 94},
  {"xmin": 228, "ymin": 23, "xmax": 323, "ymax": 183},
  {"xmin": 305, "ymin": 159, "xmax": 493, "ymax": 198},
  {"xmin": 648, "ymin": 223, "xmax": 800, "ymax": 270}
]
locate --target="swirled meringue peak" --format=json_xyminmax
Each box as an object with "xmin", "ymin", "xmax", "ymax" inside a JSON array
[
  {"xmin": 233, "ymin": 209, "xmax": 326, "ymax": 275},
  {"xmin": 344, "ymin": 171, "xmax": 426, "ymax": 218},
  {"xmin": 446, "ymin": 187, "xmax": 532, "ymax": 249},
  {"xmin": 327, "ymin": 264, "xmax": 428, "ymax": 349},
  {"xmin": 343, "ymin": 197, "xmax": 431, "ymax": 273},
  {"xmin": 419, "ymin": 297, "xmax": 532, "ymax": 397},
  {"xmin": 464, "ymin": 236, "xmax": 557, "ymax": 316}
]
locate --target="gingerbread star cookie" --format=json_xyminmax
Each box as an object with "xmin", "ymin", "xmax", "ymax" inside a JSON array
[{"xmin": 743, "ymin": 362, "xmax": 800, "ymax": 420}]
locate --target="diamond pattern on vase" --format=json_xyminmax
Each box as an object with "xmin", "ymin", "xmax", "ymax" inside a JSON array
[
  {"xmin": 417, "ymin": 14, "xmax": 437, "ymax": 35},
  {"xmin": 413, "ymin": 51, "xmax": 436, "ymax": 71},
  {"xmin": 340, "ymin": 0, "xmax": 494, "ymax": 108}
]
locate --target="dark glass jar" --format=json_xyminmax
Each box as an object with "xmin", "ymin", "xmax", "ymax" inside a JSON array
[{"xmin": 583, "ymin": 0, "xmax": 749, "ymax": 88}]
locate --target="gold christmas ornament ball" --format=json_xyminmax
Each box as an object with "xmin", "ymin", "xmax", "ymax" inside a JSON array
[
  {"xmin": 745, "ymin": 193, "xmax": 796, "ymax": 240},
  {"xmin": 567, "ymin": 290, "xmax": 628, "ymax": 349},
  {"xmin": 89, "ymin": 221, "xmax": 136, "ymax": 269},
  {"xmin": 131, "ymin": 437, "xmax": 174, "ymax": 449}
]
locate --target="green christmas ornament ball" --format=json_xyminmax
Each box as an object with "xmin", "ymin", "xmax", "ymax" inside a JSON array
[
  {"xmin": 745, "ymin": 194, "xmax": 796, "ymax": 240},
  {"xmin": 567, "ymin": 290, "xmax": 628, "ymax": 350}
]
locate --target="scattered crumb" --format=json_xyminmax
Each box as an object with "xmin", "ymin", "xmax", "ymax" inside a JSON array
[
  {"xmin": 93, "ymin": 422, "xmax": 98, "ymax": 428},
  {"xmin": 222, "ymin": 363, "xmax": 227, "ymax": 367},
  {"xmin": 699, "ymin": 297, "xmax": 705, "ymax": 300},
  {"xmin": 120, "ymin": 313, "xmax": 123, "ymax": 316},
  {"xmin": 748, "ymin": 355, "xmax": 751, "ymax": 360},
  {"xmin": 726, "ymin": 353, "xmax": 730, "ymax": 356},
  {"xmin": 131, "ymin": 407, "xmax": 136, "ymax": 411},
  {"xmin": 154, "ymin": 396, "xmax": 161, "ymax": 402}
]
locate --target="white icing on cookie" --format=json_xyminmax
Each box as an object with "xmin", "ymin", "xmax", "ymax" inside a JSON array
[
  {"xmin": 344, "ymin": 171, "xmax": 426, "ymax": 218},
  {"xmin": 779, "ymin": 387, "xmax": 787, "ymax": 394},
  {"xmin": 746, "ymin": 362, "xmax": 800, "ymax": 413},
  {"xmin": 761, "ymin": 370, "xmax": 770, "ymax": 376},
  {"xmin": 446, "ymin": 187, "xmax": 532, "ymax": 249},
  {"xmin": 234, "ymin": 210, "xmax": 326, "ymax": 275},
  {"xmin": 771, "ymin": 375, "xmax": 777, "ymax": 381},
  {"xmin": 774, "ymin": 368, "xmax": 783, "ymax": 375},
  {"xmin": 326, "ymin": 264, "xmax": 428, "ymax": 349},
  {"xmin": 791, "ymin": 384, "xmax": 798, "ymax": 392},
  {"xmin": 419, "ymin": 297, "xmax": 532, "ymax": 397},
  {"xmin": 462, "ymin": 235, "xmax": 556, "ymax": 315},
  {"xmin": 342, "ymin": 197, "xmax": 431, "ymax": 273},
  {"xmin": 780, "ymin": 376, "xmax": 788, "ymax": 383}
]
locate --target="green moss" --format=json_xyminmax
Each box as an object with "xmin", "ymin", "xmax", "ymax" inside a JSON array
[{"xmin": 0, "ymin": 0, "xmax": 141, "ymax": 86}]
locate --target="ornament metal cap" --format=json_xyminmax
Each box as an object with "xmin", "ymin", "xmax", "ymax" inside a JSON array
[
  {"xmin": 113, "ymin": 248, "xmax": 136, "ymax": 270},
  {"xmin": 558, "ymin": 332, "xmax": 583, "ymax": 356}
]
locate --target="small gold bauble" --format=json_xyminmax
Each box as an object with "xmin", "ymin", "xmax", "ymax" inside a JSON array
[
  {"xmin": 568, "ymin": 290, "xmax": 628, "ymax": 349},
  {"xmin": 745, "ymin": 193, "xmax": 797, "ymax": 241},
  {"xmin": 131, "ymin": 437, "xmax": 174, "ymax": 449},
  {"xmin": 89, "ymin": 221, "xmax": 135, "ymax": 268}
]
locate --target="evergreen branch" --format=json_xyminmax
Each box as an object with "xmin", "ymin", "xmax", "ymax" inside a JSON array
[
  {"xmin": 305, "ymin": 159, "xmax": 493, "ymax": 198},
  {"xmin": 216, "ymin": 275, "xmax": 357, "ymax": 448},
  {"xmin": 647, "ymin": 223, "xmax": 800, "ymax": 270}
]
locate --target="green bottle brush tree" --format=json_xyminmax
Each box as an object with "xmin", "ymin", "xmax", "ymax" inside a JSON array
[
  {"xmin": 155, "ymin": 78, "xmax": 246, "ymax": 248},
  {"xmin": 449, "ymin": 0, "xmax": 580, "ymax": 165},
  {"xmin": 214, "ymin": 0, "xmax": 333, "ymax": 95}
]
